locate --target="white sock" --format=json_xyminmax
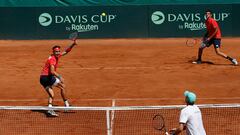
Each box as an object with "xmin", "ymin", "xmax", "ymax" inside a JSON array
[{"xmin": 48, "ymin": 104, "xmax": 53, "ymax": 107}]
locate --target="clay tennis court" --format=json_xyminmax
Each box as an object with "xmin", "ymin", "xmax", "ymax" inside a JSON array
[{"xmin": 0, "ymin": 38, "xmax": 239, "ymax": 134}]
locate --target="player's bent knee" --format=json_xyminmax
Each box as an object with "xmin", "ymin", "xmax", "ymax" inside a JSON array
[
  {"xmin": 199, "ymin": 46, "xmax": 204, "ymax": 50},
  {"xmin": 45, "ymin": 86, "xmax": 50, "ymax": 90},
  {"xmin": 62, "ymin": 83, "xmax": 66, "ymax": 88},
  {"xmin": 215, "ymin": 49, "xmax": 222, "ymax": 55},
  {"xmin": 216, "ymin": 51, "xmax": 220, "ymax": 55},
  {"xmin": 56, "ymin": 84, "xmax": 65, "ymax": 91},
  {"xmin": 58, "ymin": 83, "xmax": 65, "ymax": 88},
  {"xmin": 45, "ymin": 86, "xmax": 52, "ymax": 91}
]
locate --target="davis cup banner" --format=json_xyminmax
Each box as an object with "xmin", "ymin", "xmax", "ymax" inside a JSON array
[
  {"xmin": 0, "ymin": 4, "xmax": 239, "ymax": 39},
  {"xmin": 149, "ymin": 4, "xmax": 233, "ymax": 37},
  {"xmin": 0, "ymin": 6, "xmax": 148, "ymax": 39}
]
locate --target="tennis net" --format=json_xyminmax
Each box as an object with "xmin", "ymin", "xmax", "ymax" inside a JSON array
[{"xmin": 0, "ymin": 104, "xmax": 239, "ymax": 135}]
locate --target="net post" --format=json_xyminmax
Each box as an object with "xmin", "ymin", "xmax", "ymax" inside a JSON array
[{"xmin": 106, "ymin": 109, "xmax": 112, "ymax": 135}]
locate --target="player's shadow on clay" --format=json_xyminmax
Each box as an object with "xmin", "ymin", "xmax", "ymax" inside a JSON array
[
  {"xmin": 31, "ymin": 110, "xmax": 59, "ymax": 117},
  {"xmin": 188, "ymin": 60, "xmax": 235, "ymax": 66},
  {"xmin": 31, "ymin": 109, "xmax": 75, "ymax": 118},
  {"xmin": 188, "ymin": 60, "xmax": 214, "ymax": 65}
]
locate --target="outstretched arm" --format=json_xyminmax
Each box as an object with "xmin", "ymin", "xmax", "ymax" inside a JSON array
[{"xmin": 61, "ymin": 41, "xmax": 77, "ymax": 56}]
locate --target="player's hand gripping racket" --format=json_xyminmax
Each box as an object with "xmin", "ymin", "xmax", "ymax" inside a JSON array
[
  {"xmin": 153, "ymin": 114, "xmax": 170, "ymax": 135},
  {"xmin": 186, "ymin": 38, "xmax": 201, "ymax": 47}
]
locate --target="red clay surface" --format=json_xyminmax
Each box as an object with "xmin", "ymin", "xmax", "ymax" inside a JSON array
[{"xmin": 0, "ymin": 38, "xmax": 239, "ymax": 135}]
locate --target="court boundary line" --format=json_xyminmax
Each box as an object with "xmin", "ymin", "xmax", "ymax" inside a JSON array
[
  {"xmin": 0, "ymin": 66, "xmax": 156, "ymax": 71},
  {"xmin": 0, "ymin": 103, "xmax": 240, "ymax": 110},
  {"xmin": 0, "ymin": 64, "xmax": 236, "ymax": 71},
  {"xmin": 0, "ymin": 97, "xmax": 240, "ymax": 102}
]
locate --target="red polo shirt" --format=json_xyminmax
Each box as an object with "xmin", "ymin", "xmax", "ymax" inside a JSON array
[
  {"xmin": 41, "ymin": 54, "xmax": 62, "ymax": 76},
  {"xmin": 205, "ymin": 17, "xmax": 221, "ymax": 39}
]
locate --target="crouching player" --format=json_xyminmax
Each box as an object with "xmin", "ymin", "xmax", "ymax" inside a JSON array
[{"xmin": 40, "ymin": 40, "xmax": 77, "ymax": 116}]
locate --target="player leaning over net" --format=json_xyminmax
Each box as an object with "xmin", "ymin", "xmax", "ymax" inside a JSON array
[
  {"xmin": 193, "ymin": 9, "xmax": 238, "ymax": 66},
  {"xmin": 169, "ymin": 91, "xmax": 206, "ymax": 135},
  {"xmin": 40, "ymin": 40, "xmax": 77, "ymax": 116}
]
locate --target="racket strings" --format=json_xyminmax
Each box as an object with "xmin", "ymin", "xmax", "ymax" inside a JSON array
[
  {"xmin": 186, "ymin": 38, "xmax": 201, "ymax": 47},
  {"xmin": 69, "ymin": 32, "xmax": 78, "ymax": 41},
  {"xmin": 153, "ymin": 115, "xmax": 165, "ymax": 130}
]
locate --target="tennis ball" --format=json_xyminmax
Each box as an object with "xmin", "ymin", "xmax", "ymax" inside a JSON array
[{"xmin": 101, "ymin": 13, "xmax": 106, "ymax": 16}]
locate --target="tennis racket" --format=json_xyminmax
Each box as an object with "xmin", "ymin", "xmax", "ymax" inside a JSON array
[
  {"xmin": 69, "ymin": 32, "xmax": 78, "ymax": 41},
  {"xmin": 152, "ymin": 114, "xmax": 170, "ymax": 135},
  {"xmin": 186, "ymin": 38, "xmax": 201, "ymax": 47}
]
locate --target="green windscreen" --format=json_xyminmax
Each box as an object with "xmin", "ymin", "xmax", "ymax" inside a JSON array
[{"xmin": 0, "ymin": 0, "xmax": 240, "ymax": 7}]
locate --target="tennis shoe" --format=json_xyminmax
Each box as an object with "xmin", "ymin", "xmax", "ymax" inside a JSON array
[
  {"xmin": 231, "ymin": 59, "xmax": 238, "ymax": 66},
  {"xmin": 64, "ymin": 100, "xmax": 70, "ymax": 107},
  {"xmin": 192, "ymin": 60, "xmax": 202, "ymax": 64},
  {"xmin": 65, "ymin": 103, "xmax": 70, "ymax": 107},
  {"xmin": 64, "ymin": 104, "xmax": 72, "ymax": 112},
  {"xmin": 47, "ymin": 110, "xmax": 59, "ymax": 117}
]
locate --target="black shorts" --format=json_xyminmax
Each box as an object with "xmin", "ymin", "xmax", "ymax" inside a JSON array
[
  {"xmin": 40, "ymin": 75, "xmax": 56, "ymax": 88},
  {"xmin": 207, "ymin": 38, "xmax": 221, "ymax": 48}
]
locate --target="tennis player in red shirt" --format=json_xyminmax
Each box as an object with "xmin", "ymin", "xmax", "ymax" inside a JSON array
[
  {"xmin": 40, "ymin": 41, "xmax": 77, "ymax": 116},
  {"xmin": 193, "ymin": 9, "xmax": 238, "ymax": 65}
]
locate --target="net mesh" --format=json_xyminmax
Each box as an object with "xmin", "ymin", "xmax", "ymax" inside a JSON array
[{"xmin": 0, "ymin": 104, "xmax": 239, "ymax": 135}]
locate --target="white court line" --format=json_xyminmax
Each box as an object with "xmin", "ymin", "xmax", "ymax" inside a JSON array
[
  {"xmin": 0, "ymin": 66, "xmax": 155, "ymax": 71},
  {"xmin": 0, "ymin": 65, "xmax": 235, "ymax": 71},
  {"xmin": 62, "ymin": 66, "xmax": 155, "ymax": 70},
  {"xmin": 0, "ymin": 97, "xmax": 240, "ymax": 102}
]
